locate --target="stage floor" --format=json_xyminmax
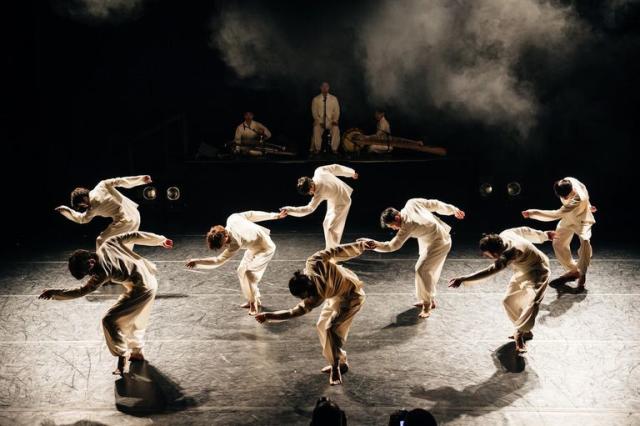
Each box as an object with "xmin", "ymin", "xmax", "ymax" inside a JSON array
[{"xmin": 0, "ymin": 233, "xmax": 639, "ymax": 425}]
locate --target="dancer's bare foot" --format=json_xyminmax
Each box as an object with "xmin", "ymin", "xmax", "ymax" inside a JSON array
[
  {"xmin": 113, "ymin": 355, "xmax": 130, "ymax": 376},
  {"xmin": 418, "ymin": 306, "xmax": 431, "ymax": 318},
  {"xmin": 248, "ymin": 301, "xmax": 261, "ymax": 316},
  {"xmin": 240, "ymin": 302, "xmax": 250, "ymax": 309},
  {"xmin": 329, "ymin": 365, "xmax": 343, "ymax": 385},
  {"xmin": 560, "ymin": 270, "xmax": 580, "ymax": 282},
  {"xmin": 514, "ymin": 332, "xmax": 528, "ymax": 353},
  {"xmin": 508, "ymin": 331, "xmax": 533, "ymax": 341},
  {"xmin": 130, "ymin": 351, "xmax": 145, "ymax": 362},
  {"xmin": 321, "ymin": 363, "xmax": 349, "ymax": 375},
  {"xmin": 577, "ymin": 273, "xmax": 587, "ymax": 290}
]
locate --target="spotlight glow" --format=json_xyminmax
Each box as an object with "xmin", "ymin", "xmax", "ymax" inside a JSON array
[
  {"xmin": 142, "ymin": 186, "xmax": 157, "ymax": 201},
  {"xmin": 167, "ymin": 186, "xmax": 181, "ymax": 201},
  {"xmin": 479, "ymin": 183, "xmax": 493, "ymax": 197},
  {"xmin": 507, "ymin": 182, "xmax": 522, "ymax": 197}
]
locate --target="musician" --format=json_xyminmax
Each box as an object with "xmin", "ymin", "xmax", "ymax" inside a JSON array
[
  {"xmin": 368, "ymin": 110, "xmax": 393, "ymax": 154},
  {"xmin": 234, "ymin": 112, "xmax": 272, "ymax": 146},
  {"xmin": 311, "ymin": 82, "xmax": 341, "ymax": 155}
]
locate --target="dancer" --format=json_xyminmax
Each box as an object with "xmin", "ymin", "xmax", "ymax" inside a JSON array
[
  {"xmin": 281, "ymin": 164, "xmax": 358, "ymax": 249},
  {"xmin": 448, "ymin": 227, "xmax": 555, "ymax": 352},
  {"xmin": 365, "ymin": 198, "xmax": 465, "ymax": 318},
  {"xmin": 185, "ymin": 210, "xmax": 287, "ymax": 315},
  {"xmin": 255, "ymin": 241, "xmax": 375, "ymax": 385},
  {"xmin": 39, "ymin": 231, "xmax": 173, "ymax": 375},
  {"xmin": 55, "ymin": 175, "xmax": 151, "ymax": 249},
  {"xmin": 522, "ymin": 177, "xmax": 596, "ymax": 289}
]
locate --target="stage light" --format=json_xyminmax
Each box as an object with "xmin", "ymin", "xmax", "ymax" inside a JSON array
[
  {"xmin": 167, "ymin": 186, "xmax": 181, "ymax": 201},
  {"xmin": 507, "ymin": 182, "xmax": 522, "ymax": 197},
  {"xmin": 479, "ymin": 183, "xmax": 493, "ymax": 197},
  {"xmin": 142, "ymin": 186, "xmax": 157, "ymax": 201}
]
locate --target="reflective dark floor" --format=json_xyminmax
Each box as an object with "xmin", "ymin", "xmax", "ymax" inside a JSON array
[{"xmin": 0, "ymin": 233, "xmax": 639, "ymax": 425}]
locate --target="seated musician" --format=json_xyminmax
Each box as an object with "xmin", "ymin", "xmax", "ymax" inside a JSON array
[
  {"xmin": 368, "ymin": 110, "xmax": 393, "ymax": 154},
  {"xmin": 234, "ymin": 111, "xmax": 272, "ymax": 146}
]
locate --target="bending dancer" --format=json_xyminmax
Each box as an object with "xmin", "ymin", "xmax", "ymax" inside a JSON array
[
  {"xmin": 448, "ymin": 227, "xmax": 554, "ymax": 352},
  {"xmin": 39, "ymin": 231, "xmax": 173, "ymax": 375},
  {"xmin": 55, "ymin": 175, "xmax": 152, "ymax": 249},
  {"xmin": 185, "ymin": 210, "xmax": 287, "ymax": 315},
  {"xmin": 365, "ymin": 198, "xmax": 465, "ymax": 318},
  {"xmin": 281, "ymin": 164, "xmax": 358, "ymax": 249},
  {"xmin": 255, "ymin": 241, "xmax": 375, "ymax": 385},
  {"xmin": 522, "ymin": 177, "xmax": 596, "ymax": 289}
]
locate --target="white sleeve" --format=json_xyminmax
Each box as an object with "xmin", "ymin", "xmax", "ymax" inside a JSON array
[
  {"xmin": 108, "ymin": 231, "xmax": 167, "ymax": 247},
  {"xmin": 259, "ymin": 123, "xmax": 272, "ymax": 139},
  {"xmin": 414, "ymin": 198, "xmax": 459, "ymax": 216},
  {"xmin": 58, "ymin": 206, "xmax": 92, "ymax": 224},
  {"xmin": 234, "ymin": 125, "xmax": 242, "ymax": 144},
  {"xmin": 193, "ymin": 247, "xmax": 239, "ymax": 270},
  {"xmin": 506, "ymin": 227, "xmax": 550, "ymax": 244},
  {"xmin": 101, "ymin": 176, "xmax": 148, "ymax": 189},
  {"xmin": 317, "ymin": 164, "xmax": 356, "ymax": 178},
  {"xmin": 238, "ymin": 211, "xmax": 280, "ymax": 223},
  {"xmin": 374, "ymin": 225, "xmax": 412, "ymax": 253},
  {"xmin": 283, "ymin": 195, "xmax": 323, "ymax": 217}
]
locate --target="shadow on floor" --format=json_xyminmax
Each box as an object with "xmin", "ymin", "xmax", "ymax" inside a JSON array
[
  {"xmin": 539, "ymin": 281, "xmax": 588, "ymax": 323},
  {"xmin": 115, "ymin": 361, "xmax": 198, "ymax": 416},
  {"xmin": 410, "ymin": 341, "xmax": 537, "ymax": 424},
  {"xmin": 383, "ymin": 307, "xmax": 422, "ymax": 329},
  {"xmin": 40, "ymin": 421, "xmax": 109, "ymax": 426}
]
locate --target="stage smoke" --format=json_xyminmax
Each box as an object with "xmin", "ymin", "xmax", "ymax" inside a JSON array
[
  {"xmin": 359, "ymin": 0, "xmax": 585, "ymax": 135},
  {"xmin": 53, "ymin": 0, "xmax": 147, "ymax": 22}
]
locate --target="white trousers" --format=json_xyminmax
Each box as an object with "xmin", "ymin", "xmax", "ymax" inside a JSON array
[
  {"xmin": 102, "ymin": 283, "xmax": 157, "ymax": 357},
  {"xmin": 311, "ymin": 123, "xmax": 341, "ymax": 152},
  {"xmin": 415, "ymin": 237, "xmax": 452, "ymax": 306},
  {"xmin": 96, "ymin": 211, "xmax": 141, "ymax": 250},
  {"xmin": 502, "ymin": 268, "xmax": 549, "ymax": 333},
  {"xmin": 316, "ymin": 292, "xmax": 365, "ymax": 365},
  {"xmin": 323, "ymin": 201, "xmax": 351, "ymax": 249},
  {"xmin": 237, "ymin": 241, "xmax": 276, "ymax": 304},
  {"xmin": 552, "ymin": 223, "xmax": 593, "ymax": 275}
]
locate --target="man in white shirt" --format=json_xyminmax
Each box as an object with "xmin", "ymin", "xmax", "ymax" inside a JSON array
[
  {"xmin": 39, "ymin": 231, "xmax": 173, "ymax": 375},
  {"xmin": 255, "ymin": 241, "xmax": 376, "ymax": 385},
  {"xmin": 234, "ymin": 111, "xmax": 272, "ymax": 146},
  {"xmin": 311, "ymin": 82, "xmax": 341, "ymax": 154},
  {"xmin": 522, "ymin": 177, "xmax": 596, "ymax": 289},
  {"xmin": 186, "ymin": 210, "xmax": 287, "ymax": 315},
  {"xmin": 365, "ymin": 198, "xmax": 465, "ymax": 318},
  {"xmin": 449, "ymin": 227, "xmax": 555, "ymax": 353},
  {"xmin": 368, "ymin": 110, "xmax": 393, "ymax": 154},
  {"xmin": 281, "ymin": 164, "xmax": 358, "ymax": 249},
  {"xmin": 55, "ymin": 175, "xmax": 151, "ymax": 249}
]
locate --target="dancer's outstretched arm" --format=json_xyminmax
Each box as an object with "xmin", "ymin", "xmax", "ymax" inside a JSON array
[
  {"xmin": 507, "ymin": 227, "xmax": 555, "ymax": 245},
  {"xmin": 100, "ymin": 175, "xmax": 151, "ymax": 189},
  {"xmin": 448, "ymin": 250, "xmax": 515, "ymax": 288},
  {"xmin": 55, "ymin": 205, "xmax": 91, "ymax": 224},
  {"xmin": 414, "ymin": 198, "xmax": 464, "ymax": 217},
  {"xmin": 39, "ymin": 275, "xmax": 105, "ymax": 301},
  {"xmin": 255, "ymin": 296, "xmax": 323, "ymax": 322},
  {"xmin": 281, "ymin": 195, "xmax": 322, "ymax": 217},
  {"xmin": 317, "ymin": 164, "xmax": 357, "ymax": 179},
  {"xmin": 239, "ymin": 210, "xmax": 286, "ymax": 223}
]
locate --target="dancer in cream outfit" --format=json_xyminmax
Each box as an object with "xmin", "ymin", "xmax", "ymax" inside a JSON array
[
  {"xmin": 367, "ymin": 198, "xmax": 465, "ymax": 318},
  {"xmin": 39, "ymin": 231, "xmax": 173, "ymax": 375},
  {"xmin": 55, "ymin": 175, "xmax": 151, "ymax": 249},
  {"xmin": 449, "ymin": 227, "xmax": 554, "ymax": 352},
  {"xmin": 281, "ymin": 164, "xmax": 358, "ymax": 249},
  {"xmin": 255, "ymin": 241, "xmax": 375, "ymax": 385},
  {"xmin": 186, "ymin": 210, "xmax": 287, "ymax": 315},
  {"xmin": 523, "ymin": 177, "xmax": 596, "ymax": 289}
]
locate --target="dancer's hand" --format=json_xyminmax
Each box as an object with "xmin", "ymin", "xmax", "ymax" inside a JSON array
[
  {"xmin": 546, "ymin": 231, "xmax": 557, "ymax": 241},
  {"xmin": 454, "ymin": 209, "xmax": 465, "ymax": 220},
  {"xmin": 359, "ymin": 239, "xmax": 377, "ymax": 250},
  {"xmin": 448, "ymin": 278, "xmax": 463, "ymax": 288},
  {"xmin": 255, "ymin": 313, "xmax": 268, "ymax": 324},
  {"xmin": 143, "ymin": 175, "xmax": 152, "ymax": 183},
  {"xmin": 591, "ymin": 205, "xmax": 597, "ymax": 213},
  {"xmin": 353, "ymin": 172, "xmax": 359, "ymax": 180},
  {"xmin": 278, "ymin": 210, "xmax": 288, "ymax": 219},
  {"xmin": 163, "ymin": 239, "xmax": 173, "ymax": 249},
  {"xmin": 185, "ymin": 259, "xmax": 198, "ymax": 268},
  {"xmin": 39, "ymin": 289, "xmax": 60, "ymax": 300},
  {"xmin": 522, "ymin": 210, "xmax": 532, "ymax": 218}
]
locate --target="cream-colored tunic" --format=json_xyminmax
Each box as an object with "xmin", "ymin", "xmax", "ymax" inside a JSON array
[
  {"xmin": 234, "ymin": 120, "xmax": 272, "ymax": 145},
  {"xmin": 283, "ymin": 164, "xmax": 355, "ymax": 248},
  {"xmin": 374, "ymin": 198, "xmax": 458, "ymax": 305},
  {"xmin": 57, "ymin": 176, "xmax": 148, "ymax": 249},
  {"xmin": 194, "ymin": 211, "xmax": 280, "ymax": 303}
]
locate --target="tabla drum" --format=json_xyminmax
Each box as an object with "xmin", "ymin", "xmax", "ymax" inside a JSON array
[{"xmin": 341, "ymin": 128, "xmax": 364, "ymax": 152}]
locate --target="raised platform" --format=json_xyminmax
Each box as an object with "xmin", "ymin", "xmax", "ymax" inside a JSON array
[{"xmin": 0, "ymin": 233, "xmax": 638, "ymax": 425}]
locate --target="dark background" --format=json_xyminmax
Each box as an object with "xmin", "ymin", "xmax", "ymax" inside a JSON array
[{"xmin": 3, "ymin": 0, "xmax": 638, "ymax": 251}]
